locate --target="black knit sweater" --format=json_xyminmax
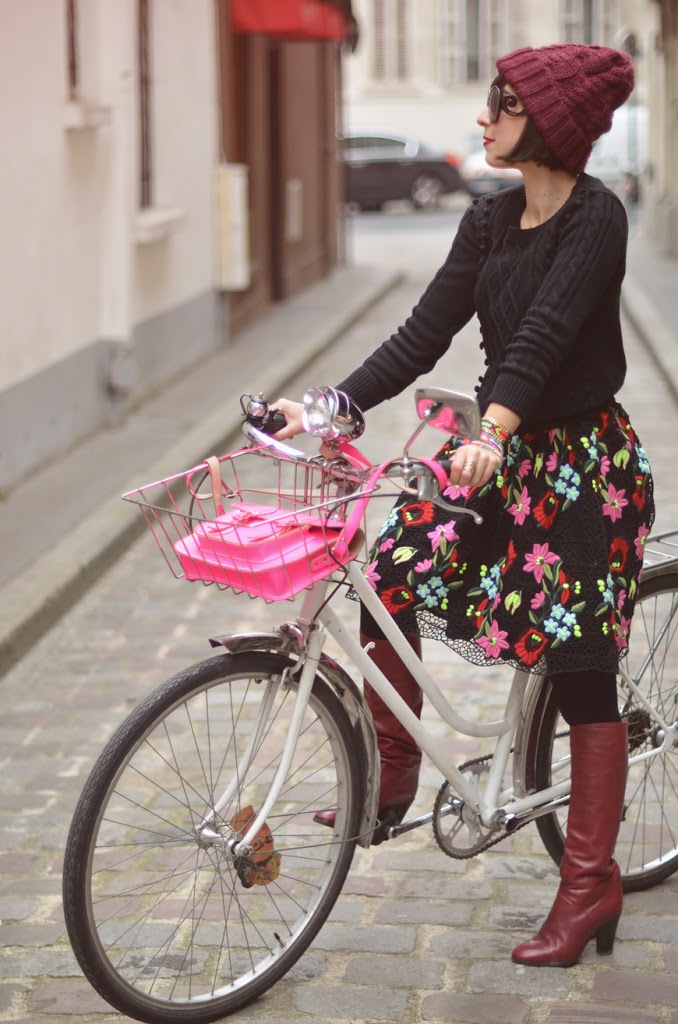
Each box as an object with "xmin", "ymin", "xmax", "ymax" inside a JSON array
[{"xmin": 337, "ymin": 174, "xmax": 628, "ymax": 429}]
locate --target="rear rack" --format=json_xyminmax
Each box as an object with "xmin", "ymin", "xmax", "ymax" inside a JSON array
[{"xmin": 643, "ymin": 529, "xmax": 678, "ymax": 572}]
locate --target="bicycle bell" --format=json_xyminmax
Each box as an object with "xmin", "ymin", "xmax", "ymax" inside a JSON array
[
  {"xmin": 241, "ymin": 392, "xmax": 269, "ymax": 421},
  {"xmin": 302, "ymin": 386, "xmax": 365, "ymax": 443}
]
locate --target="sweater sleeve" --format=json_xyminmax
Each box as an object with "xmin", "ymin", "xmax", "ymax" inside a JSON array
[
  {"xmin": 336, "ymin": 202, "xmax": 483, "ymax": 411},
  {"xmin": 488, "ymin": 190, "xmax": 628, "ymax": 421}
]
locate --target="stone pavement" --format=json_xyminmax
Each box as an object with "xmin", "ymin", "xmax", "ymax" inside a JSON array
[{"xmin": 1, "ymin": 214, "xmax": 678, "ymax": 1024}]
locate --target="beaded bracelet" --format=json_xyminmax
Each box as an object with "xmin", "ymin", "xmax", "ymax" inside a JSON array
[
  {"xmin": 481, "ymin": 415, "xmax": 511, "ymax": 444},
  {"xmin": 478, "ymin": 415, "xmax": 512, "ymax": 461}
]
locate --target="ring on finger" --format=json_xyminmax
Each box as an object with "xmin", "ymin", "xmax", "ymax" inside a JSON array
[{"xmin": 464, "ymin": 459, "xmax": 477, "ymax": 474}]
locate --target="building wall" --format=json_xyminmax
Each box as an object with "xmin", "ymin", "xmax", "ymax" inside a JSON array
[
  {"xmin": 134, "ymin": 0, "xmax": 219, "ymax": 324},
  {"xmin": 131, "ymin": 0, "xmax": 221, "ymax": 395},
  {"xmin": 0, "ymin": 0, "xmax": 222, "ymax": 490},
  {"xmin": 0, "ymin": 0, "xmax": 352, "ymax": 491},
  {"xmin": 644, "ymin": 0, "xmax": 678, "ymax": 256},
  {"xmin": 0, "ymin": 0, "xmax": 107, "ymax": 392}
]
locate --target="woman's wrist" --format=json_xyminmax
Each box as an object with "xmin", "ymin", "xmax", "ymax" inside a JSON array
[{"xmin": 478, "ymin": 415, "xmax": 512, "ymax": 460}]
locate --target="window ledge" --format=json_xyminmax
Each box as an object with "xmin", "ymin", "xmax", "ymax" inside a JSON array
[
  {"xmin": 134, "ymin": 206, "xmax": 184, "ymax": 245},
  {"xmin": 63, "ymin": 99, "xmax": 112, "ymax": 131}
]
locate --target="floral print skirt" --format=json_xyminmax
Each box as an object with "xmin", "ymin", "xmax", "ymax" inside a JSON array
[{"xmin": 358, "ymin": 403, "xmax": 655, "ymax": 675}]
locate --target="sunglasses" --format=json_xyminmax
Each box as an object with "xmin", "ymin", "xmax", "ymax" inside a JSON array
[{"xmin": 487, "ymin": 84, "xmax": 528, "ymax": 124}]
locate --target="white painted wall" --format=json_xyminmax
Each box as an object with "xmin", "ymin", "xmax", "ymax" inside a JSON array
[
  {"xmin": 0, "ymin": 0, "xmax": 107, "ymax": 390},
  {"xmin": 0, "ymin": 0, "xmax": 219, "ymax": 393}
]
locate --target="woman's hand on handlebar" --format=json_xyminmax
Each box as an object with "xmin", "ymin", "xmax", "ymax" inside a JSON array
[
  {"xmin": 269, "ymin": 398, "xmax": 305, "ymax": 440},
  {"xmin": 448, "ymin": 442, "xmax": 501, "ymax": 490},
  {"xmin": 267, "ymin": 397, "xmax": 350, "ymax": 461}
]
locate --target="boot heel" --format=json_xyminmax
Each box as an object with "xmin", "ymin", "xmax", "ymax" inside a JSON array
[{"xmin": 595, "ymin": 913, "xmax": 620, "ymax": 955}]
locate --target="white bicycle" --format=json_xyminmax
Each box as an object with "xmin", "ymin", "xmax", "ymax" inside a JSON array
[{"xmin": 63, "ymin": 387, "xmax": 678, "ymax": 1024}]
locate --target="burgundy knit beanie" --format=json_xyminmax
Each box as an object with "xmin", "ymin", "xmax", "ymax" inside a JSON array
[{"xmin": 495, "ymin": 44, "xmax": 634, "ymax": 174}]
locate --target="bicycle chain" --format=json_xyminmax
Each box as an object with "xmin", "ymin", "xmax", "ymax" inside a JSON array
[{"xmin": 432, "ymin": 751, "xmax": 529, "ymax": 859}]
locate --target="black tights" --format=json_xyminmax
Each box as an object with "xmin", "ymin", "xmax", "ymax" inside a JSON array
[
  {"xmin": 359, "ymin": 607, "xmax": 620, "ymax": 727},
  {"xmin": 548, "ymin": 670, "xmax": 620, "ymax": 725}
]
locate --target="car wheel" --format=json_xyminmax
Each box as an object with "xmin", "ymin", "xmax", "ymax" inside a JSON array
[{"xmin": 410, "ymin": 174, "xmax": 444, "ymax": 210}]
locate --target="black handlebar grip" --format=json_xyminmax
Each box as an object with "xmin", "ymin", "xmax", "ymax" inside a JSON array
[
  {"xmin": 259, "ymin": 409, "xmax": 289, "ymax": 435},
  {"xmin": 438, "ymin": 458, "xmax": 452, "ymax": 476}
]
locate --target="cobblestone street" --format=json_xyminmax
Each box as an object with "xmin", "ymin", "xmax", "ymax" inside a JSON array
[{"xmin": 2, "ymin": 227, "xmax": 678, "ymax": 1022}]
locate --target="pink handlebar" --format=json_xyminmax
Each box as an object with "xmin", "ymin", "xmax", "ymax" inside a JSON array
[{"xmin": 332, "ymin": 456, "xmax": 450, "ymax": 561}]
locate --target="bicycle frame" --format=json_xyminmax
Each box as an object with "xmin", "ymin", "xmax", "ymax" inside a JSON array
[
  {"xmin": 222, "ymin": 553, "xmax": 678, "ymax": 859},
  {"xmin": 193, "ymin": 411, "xmax": 678, "ymax": 858}
]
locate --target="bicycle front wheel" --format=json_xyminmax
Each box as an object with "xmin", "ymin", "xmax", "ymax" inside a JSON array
[
  {"xmin": 534, "ymin": 569, "xmax": 678, "ymax": 892},
  {"xmin": 63, "ymin": 652, "xmax": 361, "ymax": 1024}
]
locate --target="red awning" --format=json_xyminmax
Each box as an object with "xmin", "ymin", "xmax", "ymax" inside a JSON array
[{"xmin": 232, "ymin": 0, "xmax": 347, "ymax": 42}]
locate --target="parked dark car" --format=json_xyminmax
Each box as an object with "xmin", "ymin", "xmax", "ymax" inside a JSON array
[
  {"xmin": 340, "ymin": 129, "xmax": 463, "ymax": 210},
  {"xmin": 460, "ymin": 148, "xmax": 523, "ymax": 197}
]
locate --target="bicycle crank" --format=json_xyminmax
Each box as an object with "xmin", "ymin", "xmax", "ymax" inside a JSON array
[{"xmin": 432, "ymin": 761, "xmax": 500, "ymax": 858}]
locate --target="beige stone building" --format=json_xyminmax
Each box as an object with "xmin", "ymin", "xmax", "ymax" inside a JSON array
[{"xmin": 646, "ymin": 0, "xmax": 678, "ymax": 255}]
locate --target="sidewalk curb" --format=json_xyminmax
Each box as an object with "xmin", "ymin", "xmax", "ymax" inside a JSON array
[
  {"xmin": 621, "ymin": 277, "xmax": 678, "ymax": 407},
  {"xmin": 0, "ymin": 268, "xmax": 402, "ymax": 679}
]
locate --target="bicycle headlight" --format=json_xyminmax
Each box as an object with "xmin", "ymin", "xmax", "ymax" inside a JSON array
[
  {"xmin": 302, "ymin": 387, "xmax": 365, "ymax": 443},
  {"xmin": 303, "ymin": 389, "xmax": 334, "ymax": 436}
]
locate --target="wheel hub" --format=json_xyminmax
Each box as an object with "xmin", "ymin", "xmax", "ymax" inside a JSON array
[{"xmin": 196, "ymin": 806, "xmax": 281, "ymax": 887}]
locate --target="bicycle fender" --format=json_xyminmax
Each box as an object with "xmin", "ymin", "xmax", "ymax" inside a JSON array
[
  {"xmin": 208, "ymin": 631, "xmax": 380, "ymax": 847},
  {"xmin": 511, "ymin": 670, "xmax": 550, "ymax": 798}
]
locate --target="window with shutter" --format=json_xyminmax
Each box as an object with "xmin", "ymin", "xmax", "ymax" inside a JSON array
[
  {"xmin": 559, "ymin": 0, "xmax": 618, "ymax": 44},
  {"xmin": 487, "ymin": 0, "xmax": 508, "ymax": 65},
  {"xmin": 560, "ymin": 0, "xmax": 583, "ymax": 42},
  {"xmin": 438, "ymin": 0, "xmax": 508, "ymax": 86},
  {"xmin": 372, "ymin": 0, "xmax": 410, "ymax": 81}
]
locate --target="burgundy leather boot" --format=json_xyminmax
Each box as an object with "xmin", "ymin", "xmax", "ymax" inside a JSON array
[
  {"xmin": 512, "ymin": 721, "xmax": 628, "ymax": 967},
  {"xmin": 314, "ymin": 632, "xmax": 423, "ymax": 841}
]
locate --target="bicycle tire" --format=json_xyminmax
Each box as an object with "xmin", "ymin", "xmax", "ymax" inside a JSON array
[
  {"xmin": 63, "ymin": 651, "xmax": 361, "ymax": 1024},
  {"xmin": 533, "ymin": 568, "xmax": 678, "ymax": 892}
]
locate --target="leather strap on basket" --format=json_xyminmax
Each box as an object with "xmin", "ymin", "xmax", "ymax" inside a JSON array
[{"xmin": 205, "ymin": 456, "xmax": 225, "ymax": 517}]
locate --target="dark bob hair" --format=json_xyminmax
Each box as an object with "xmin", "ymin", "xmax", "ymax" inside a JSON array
[{"xmin": 492, "ymin": 75, "xmax": 567, "ymax": 171}]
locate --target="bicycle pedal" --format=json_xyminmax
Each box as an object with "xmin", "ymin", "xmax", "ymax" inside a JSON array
[{"xmin": 370, "ymin": 806, "xmax": 408, "ymax": 846}]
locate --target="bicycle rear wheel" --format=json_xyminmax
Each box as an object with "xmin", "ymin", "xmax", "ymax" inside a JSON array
[
  {"xmin": 63, "ymin": 652, "xmax": 361, "ymax": 1024},
  {"xmin": 533, "ymin": 569, "xmax": 678, "ymax": 892}
]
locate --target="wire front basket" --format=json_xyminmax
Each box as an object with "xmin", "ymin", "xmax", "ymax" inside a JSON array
[{"xmin": 123, "ymin": 447, "xmax": 367, "ymax": 602}]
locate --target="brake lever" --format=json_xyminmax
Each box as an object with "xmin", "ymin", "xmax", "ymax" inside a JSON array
[
  {"xmin": 432, "ymin": 494, "xmax": 483, "ymax": 524},
  {"xmin": 430, "ymin": 456, "xmax": 483, "ymax": 524}
]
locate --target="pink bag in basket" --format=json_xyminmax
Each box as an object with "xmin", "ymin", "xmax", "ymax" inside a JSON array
[{"xmin": 173, "ymin": 458, "xmax": 357, "ymax": 600}]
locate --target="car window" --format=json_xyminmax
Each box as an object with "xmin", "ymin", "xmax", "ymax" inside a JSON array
[
  {"xmin": 345, "ymin": 135, "xmax": 407, "ymax": 151},
  {"xmin": 368, "ymin": 137, "xmax": 407, "ymax": 150},
  {"xmin": 343, "ymin": 136, "xmax": 373, "ymax": 149}
]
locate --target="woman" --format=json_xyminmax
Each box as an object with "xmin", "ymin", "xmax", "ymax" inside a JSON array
[{"xmin": 274, "ymin": 44, "xmax": 655, "ymax": 968}]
